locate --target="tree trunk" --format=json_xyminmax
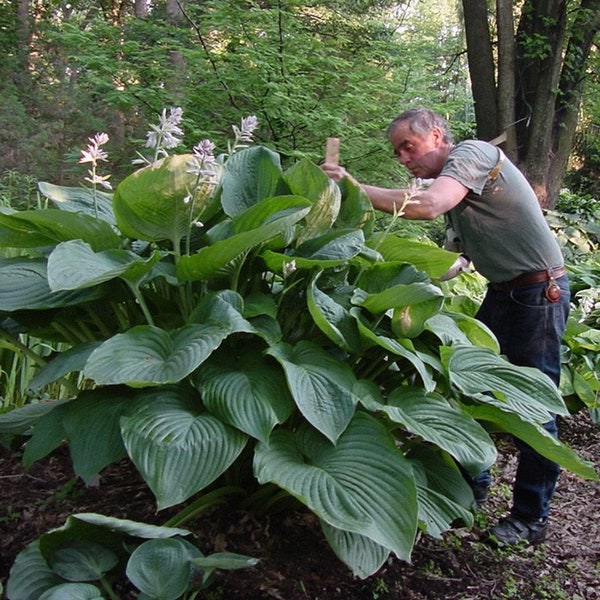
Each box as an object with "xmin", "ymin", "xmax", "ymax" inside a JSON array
[
  {"xmin": 16, "ymin": 0, "xmax": 31, "ymax": 79},
  {"xmin": 515, "ymin": 0, "xmax": 567, "ymax": 207},
  {"xmin": 166, "ymin": 0, "xmax": 188, "ymax": 103},
  {"xmin": 496, "ymin": 0, "xmax": 517, "ymax": 161},
  {"xmin": 461, "ymin": 0, "xmax": 498, "ymax": 141},
  {"xmin": 135, "ymin": 0, "xmax": 149, "ymax": 18},
  {"xmin": 463, "ymin": 0, "xmax": 600, "ymax": 208},
  {"xmin": 548, "ymin": 0, "xmax": 600, "ymax": 205}
]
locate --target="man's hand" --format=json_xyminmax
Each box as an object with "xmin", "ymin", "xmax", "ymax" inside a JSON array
[
  {"xmin": 439, "ymin": 254, "xmax": 471, "ymax": 281},
  {"xmin": 321, "ymin": 162, "xmax": 356, "ymax": 184}
]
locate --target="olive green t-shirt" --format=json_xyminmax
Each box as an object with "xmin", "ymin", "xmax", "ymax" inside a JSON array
[{"xmin": 442, "ymin": 140, "xmax": 564, "ymax": 283}]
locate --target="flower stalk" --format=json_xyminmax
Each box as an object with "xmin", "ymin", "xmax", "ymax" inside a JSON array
[{"xmin": 78, "ymin": 132, "xmax": 112, "ymax": 218}]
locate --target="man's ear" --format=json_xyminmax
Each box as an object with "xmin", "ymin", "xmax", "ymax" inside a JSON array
[{"xmin": 431, "ymin": 126, "xmax": 444, "ymax": 146}]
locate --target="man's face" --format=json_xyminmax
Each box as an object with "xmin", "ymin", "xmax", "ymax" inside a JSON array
[{"xmin": 389, "ymin": 121, "xmax": 445, "ymax": 179}]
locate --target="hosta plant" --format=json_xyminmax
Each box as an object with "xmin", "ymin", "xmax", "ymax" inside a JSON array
[
  {"xmin": 6, "ymin": 512, "xmax": 258, "ymax": 600},
  {"xmin": 0, "ymin": 114, "xmax": 597, "ymax": 595}
]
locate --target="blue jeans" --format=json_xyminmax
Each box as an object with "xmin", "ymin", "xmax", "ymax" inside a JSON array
[{"xmin": 474, "ymin": 275, "xmax": 570, "ymax": 520}]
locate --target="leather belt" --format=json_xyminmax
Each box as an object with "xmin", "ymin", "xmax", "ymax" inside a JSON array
[{"xmin": 491, "ymin": 266, "xmax": 566, "ymax": 292}]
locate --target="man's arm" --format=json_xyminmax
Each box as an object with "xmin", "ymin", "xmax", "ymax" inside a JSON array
[{"xmin": 321, "ymin": 164, "xmax": 468, "ymax": 220}]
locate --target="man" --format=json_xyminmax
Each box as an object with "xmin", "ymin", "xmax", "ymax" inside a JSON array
[{"xmin": 321, "ymin": 107, "xmax": 570, "ymax": 546}]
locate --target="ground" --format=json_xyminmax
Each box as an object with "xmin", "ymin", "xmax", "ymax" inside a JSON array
[{"xmin": 1, "ymin": 413, "xmax": 599, "ymax": 599}]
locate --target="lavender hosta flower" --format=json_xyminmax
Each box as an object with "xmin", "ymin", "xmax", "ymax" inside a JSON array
[
  {"xmin": 79, "ymin": 133, "xmax": 112, "ymax": 190},
  {"xmin": 232, "ymin": 116, "xmax": 258, "ymax": 142},
  {"xmin": 230, "ymin": 115, "xmax": 259, "ymax": 153},
  {"xmin": 79, "ymin": 133, "xmax": 110, "ymax": 165},
  {"xmin": 192, "ymin": 139, "xmax": 216, "ymax": 164},
  {"xmin": 187, "ymin": 139, "xmax": 221, "ymax": 185},
  {"xmin": 84, "ymin": 172, "xmax": 112, "ymax": 190},
  {"xmin": 238, "ymin": 115, "xmax": 258, "ymax": 142},
  {"xmin": 139, "ymin": 107, "xmax": 184, "ymax": 163}
]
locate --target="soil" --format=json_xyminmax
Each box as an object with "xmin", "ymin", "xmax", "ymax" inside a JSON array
[{"xmin": 1, "ymin": 412, "xmax": 599, "ymax": 600}]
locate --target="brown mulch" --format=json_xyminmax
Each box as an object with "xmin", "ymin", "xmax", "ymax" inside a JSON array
[{"xmin": 1, "ymin": 413, "xmax": 599, "ymax": 599}]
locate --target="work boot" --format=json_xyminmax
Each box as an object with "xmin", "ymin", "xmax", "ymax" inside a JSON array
[
  {"xmin": 483, "ymin": 514, "xmax": 548, "ymax": 546},
  {"xmin": 472, "ymin": 482, "xmax": 489, "ymax": 509}
]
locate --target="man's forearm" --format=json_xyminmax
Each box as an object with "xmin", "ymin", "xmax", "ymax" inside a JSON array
[{"xmin": 360, "ymin": 184, "xmax": 437, "ymax": 220}]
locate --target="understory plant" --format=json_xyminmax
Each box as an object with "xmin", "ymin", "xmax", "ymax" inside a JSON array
[{"xmin": 1, "ymin": 111, "xmax": 597, "ymax": 598}]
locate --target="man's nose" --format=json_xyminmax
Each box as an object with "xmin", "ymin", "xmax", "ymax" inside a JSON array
[{"xmin": 398, "ymin": 151, "xmax": 410, "ymax": 165}]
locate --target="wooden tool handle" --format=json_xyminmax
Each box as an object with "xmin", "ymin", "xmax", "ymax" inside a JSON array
[{"xmin": 325, "ymin": 137, "xmax": 340, "ymax": 165}]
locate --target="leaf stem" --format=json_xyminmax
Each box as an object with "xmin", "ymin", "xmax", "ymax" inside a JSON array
[
  {"xmin": 163, "ymin": 486, "xmax": 247, "ymax": 528},
  {"xmin": 99, "ymin": 576, "xmax": 120, "ymax": 600},
  {"xmin": 126, "ymin": 283, "xmax": 155, "ymax": 327}
]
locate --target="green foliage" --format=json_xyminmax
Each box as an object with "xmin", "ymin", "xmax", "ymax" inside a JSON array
[
  {"xmin": 560, "ymin": 261, "xmax": 600, "ymax": 420},
  {"xmin": 544, "ymin": 189, "xmax": 600, "ymax": 422},
  {"xmin": 5, "ymin": 513, "xmax": 258, "ymax": 600},
  {"xmin": 546, "ymin": 189, "xmax": 600, "ymax": 262},
  {"xmin": 0, "ymin": 170, "xmax": 41, "ymax": 211},
  {"xmin": 1, "ymin": 0, "xmax": 472, "ymax": 188},
  {"xmin": 1, "ymin": 122, "xmax": 596, "ymax": 590}
]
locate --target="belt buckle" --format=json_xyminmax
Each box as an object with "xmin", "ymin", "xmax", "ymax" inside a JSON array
[{"xmin": 544, "ymin": 269, "xmax": 561, "ymax": 302}]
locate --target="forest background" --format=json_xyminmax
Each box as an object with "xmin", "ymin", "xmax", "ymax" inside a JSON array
[{"xmin": 3, "ymin": 0, "xmax": 600, "ymax": 209}]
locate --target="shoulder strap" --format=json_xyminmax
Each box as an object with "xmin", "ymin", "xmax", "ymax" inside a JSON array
[{"xmin": 488, "ymin": 147, "xmax": 505, "ymax": 181}]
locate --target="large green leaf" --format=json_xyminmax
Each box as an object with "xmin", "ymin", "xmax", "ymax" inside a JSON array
[
  {"xmin": 47, "ymin": 240, "xmax": 164, "ymax": 291},
  {"xmin": 120, "ymin": 386, "xmax": 248, "ymax": 509},
  {"xmin": 126, "ymin": 538, "xmax": 202, "ymax": 600},
  {"xmin": 307, "ymin": 271, "xmax": 362, "ymax": 353},
  {"xmin": 190, "ymin": 552, "xmax": 259, "ymax": 571},
  {"xmin": 66, "ymin": 513, "xmax": 191, "ymax": 539},
  {"xmin": 38, "ymin": 583, "xmax": 104, "ymax": 599},
  {"xmin": 260, "ymin": 247, "xmax": 364, "ymax": 273},
  {"xmin": 425, "ymin": 312, "xmax": 499, "ymax": 352},
  {"xmin": 283, "ymin": 157, "xmax": 337, "ymax": 204},
  {"xmin": 353, "ymin": 314, "xmax": 436, "ymax": 392},
  {"xmin": 28, "ymin": 342, "xmax": 101, "ymax": 391},
  {"xmin": 84, "ymin": 323, "xmax": 230, "ymax": 386},
  {"xmin": 193, "ymin": 349, "xmax": 294, "ymax": 444},
  {"xmin": 50, "ymin": 540, "xmax": 119, "ymax": 582},
  {"xmin": 355, "ymin": 280, "xmax": 444, "ymax": 314},
  {"xmin": 372, "ymin": 235, "xmax": 457, "ymax": 279},
  {"xmin": 177, "ymin": 196, "xmax": 311, "ymax": 281},
  {"xmin": 220, "ymin": 146, "xmax": 282, "ymax": 217},
  {"xmin": 0, "ymin": 398, "xmax": 69, "ymax": 439},
  {"xmin": 266, "ymin": 340, "xmax": 358, "ymax": 443},
  {"xmin": 22, "ymin": 390, "xmax": 128, "ymax": 481},
  {"xmin": 464, "ymin": 404, "xmax": 599, "ymax": 481},
  {"xmin": 415, "ymin": 481, "xmax": 473, "ymax": 538},
  {"xmin": 408, "ymin": 445, "xmax": 476, "ymax": 507},
  {"xmin": 189, "ymin": 289, "xmax": 282, "ymax": 346},
  {"xmin": 0, "ymin": 258, "xmax": 106, "ymax": 311},
  {"xmin": 320, "ymin": 523, "xmax": 390, "ymax": 579},
  {"xmin": 23, "ymin": 401, "xmax": 69, "ymax": 467},
  {"xmin": 6, "ymin": 541, "xmax": 62, "ymax": 600},
  {"xmin": 358, "ymin": 382, "xmax": 496, "ymax": 475},
  {"xmin": 39, "ymin": 181, "xmax": 115, "ymax": 225},
  {"xmin": 112, "ymin": 154, "xmax": 209, "ymax": 245},
  {"xmin": 61, "ymin": 389, "xmax": 130, "ymax": 483},
  {"xmin": 334, "ymin": 176, "xmax": 374, "ymax": 233},
  {"xmin": 295, "ymin": 229, "xmax": 365, "ymax": 261},
  {"xmin": 231, "ymin": 194, "xmax": 309, "ymax": 234},
  {"xmin": 408, "ymin": 446, "xmax": 476, "ymax": 535},
  {"xmin": 445, "ymin": 345, "xmax": 569, "ymax": 421},
  {"xmin": 357, "ymin": 262, "xmax": 429, "ymax": 292},
  {"xmin": 391, "ymin": 297, "xmax": 444, "ymax": 339},
  {"xmin": 35, "ymin": 514, "xmax": 192, "ymax": 582},
  {"xmin": 0, "ymin": 209, "xmax": 121, "ymax": 251},
  {"xmin": 283, "ymin": 158, "xmax": 341, "ymax": 244},
  {"xmin": 254, "ymin": 412, "xmax": 418, "ymax": 562}
]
